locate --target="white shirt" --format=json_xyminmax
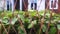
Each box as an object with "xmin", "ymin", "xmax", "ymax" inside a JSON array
[{"xmin": 30, "ymin": 0, "xmax": 37, "ymax": 3}]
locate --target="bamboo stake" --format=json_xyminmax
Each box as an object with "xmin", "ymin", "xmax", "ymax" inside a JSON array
[
  {"xmin": 17, "ymin": 16, "xmax": 27, "ymax": 34},
  {"xmin": 36, "ymin": 0, "xmax": 42, "ymax": 34},
  {"xmin": 0, "ymin": 19, "xmax": 8, "ymax": 34},
  {"xmin": 22, "ymin": 0, "xmax": 28, "ymax": 11},
  {"xmin": 58, "ymin": 30, "xmax": 60, "ymax": 34},
  {"xmin": 45, "ymin": 0, "xmax": 50, "ymax": 34},
  {"xmin": 0, "ymin": 0, "xmax": 8, "ymax": 33},
  {"xmin": 12, "ymin": 0, "xmax": 27, "ymax": 34},
  {"xmin": 45, "ymin": 0, "xmax": 57, "ymax": 34},
  {"xmin": 13, "ymin": 0, "xmax": 17, "ymax": 12},
  {"xmin": 7, "ymin": 0, "xmax": 18, "ymax": 34},
  {"xmin": 3, "ymin": 0, "xmax": 5, "ymax": 12},
  {"xmin": 37, "ymin": 0, "xmax": 47, "ymax": 34},
  {"xmin": 7, "ymin": 16, "xmax": 18, "ymax": 33},
  {"xmin": 0, "ymin": 23, "xmax": 2, "ymax": 34}
]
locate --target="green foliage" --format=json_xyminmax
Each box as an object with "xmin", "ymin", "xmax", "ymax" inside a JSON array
[
  {"xmin": 42, "ymin": 25, "xmax": 47, "ymax": 32},
  {"xmin": 18, "ymin": 26, "xmax": 25, "ymax": 34},
  {"xmin": 0, "ymin": 10, "xmax": 60, "ymax": 34},
  {"xmin": 49, "ymin": 27, "xmax": 57, "ymax": 34},
  {"xmin": 28, "ymin": 20, "xmax": 37, "ymax": 29},
  {"xmin": 57, "ymin": 24, "xmax": 60, "ymax": 30}
]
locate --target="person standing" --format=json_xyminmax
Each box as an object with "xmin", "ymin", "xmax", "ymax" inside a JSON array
[
  {"xmin": 7, "ymin": 0, "xmax": 9, "ymax": 10},
  {"xmin": 31, "ymin": 0, "xmax": 37, "ymax": 10}
]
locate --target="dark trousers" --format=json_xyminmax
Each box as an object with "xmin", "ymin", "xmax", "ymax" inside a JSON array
[
  {"xmin": 7, "ymin": 5, "xmax": 9, "ymax": 10},
  {"xmin": 31, "ymin": 3, "xmax": 37, "ymax": 10}
]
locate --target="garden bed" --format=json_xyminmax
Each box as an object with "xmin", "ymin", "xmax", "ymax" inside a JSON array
[{"xmin": 0, "ymin": 10, "xmax": 60, "ymax": 34}]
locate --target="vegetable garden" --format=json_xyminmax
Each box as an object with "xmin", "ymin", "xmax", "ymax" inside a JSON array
[
  {"xmin": 0, "ymin": 0, "xmax": 60, "ymax": 34},
  {"xmin": 0, "ymin": 10, "xmax": 60, "ymax": 34}
]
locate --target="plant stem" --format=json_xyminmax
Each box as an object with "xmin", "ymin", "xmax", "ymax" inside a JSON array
[{"xmin": 0, "ymin": 21, "xmax": 8, "ymax": 34}]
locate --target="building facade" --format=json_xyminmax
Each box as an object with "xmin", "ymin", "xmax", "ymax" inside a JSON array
[
  {"xmin": 0, "ymin": 0, "xmax": 59, "ymax": 13},
  {"xmin": 46, "ymin": 0, "xmax": 59, "ymax": 13}
]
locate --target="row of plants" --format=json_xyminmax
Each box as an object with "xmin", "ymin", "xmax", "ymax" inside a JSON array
[{"xmin": 0, "ymin": 10, "xmax": 60, "ymax": 34}]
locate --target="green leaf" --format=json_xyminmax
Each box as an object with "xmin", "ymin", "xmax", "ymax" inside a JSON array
[
  {"xmin": 19, "ymin": 15, "xmax": 24, "ymax": 23},
  {"xmin": 42, "ymin": 25, "xmax": 47, "ymax": 32},
  {"xmin": 28, "ymin": 20, "xmax": 37, "ymax": 29},
  {"xmin": 11, "ymin": 17, "xmax": 18, "ymax": 25},
  {"xmin": 57, "ymin": 24, "xmax": 60, "ymax": 30},
  {"xmin": 24, "ymin": 18, "xmax": 30, "ymax": 23},
  {"xmin": 0, "ymin": 24, "xmax": 1, "ymax": 30},
  {"xmin": 29, "ymin": 11, "xmax": 37, "ymax": 17},
  {"xmin": 49, "ymin": 27, "xmax": 57, "ymax": 34},
  {"xmin": 18, "ymin": 26, "xmax": 25, "ymax": 34},
  {"xmin": 2, "ymin": 18, "xmax": 9, "ymax": 25}
]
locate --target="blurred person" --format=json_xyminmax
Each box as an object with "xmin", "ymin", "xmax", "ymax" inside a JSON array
[{"xmin": 31, "ymin": 0, "xmax": 37, "ymax": 10}]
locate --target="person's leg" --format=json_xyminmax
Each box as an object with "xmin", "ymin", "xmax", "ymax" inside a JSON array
[
  {"xmin": 35, "ymin": 3, "xmax": 37, "ymax": 10},
  {"xmin": 31, "ymin": 3, "xmax": 33, "ymax": 10},
  {"xmin": 7, "ymin": 5, "xmax": 9, "ymax": 10}
]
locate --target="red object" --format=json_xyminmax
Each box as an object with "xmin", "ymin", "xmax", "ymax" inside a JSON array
[{"xmin": 45, "ymin": 0, "xmax": 60, "ymax": 13}]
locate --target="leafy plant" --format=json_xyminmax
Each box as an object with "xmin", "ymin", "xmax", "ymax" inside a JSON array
[{"xmin": 0, "ymin": 10, "xmax": 60, "ymax": 34}]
